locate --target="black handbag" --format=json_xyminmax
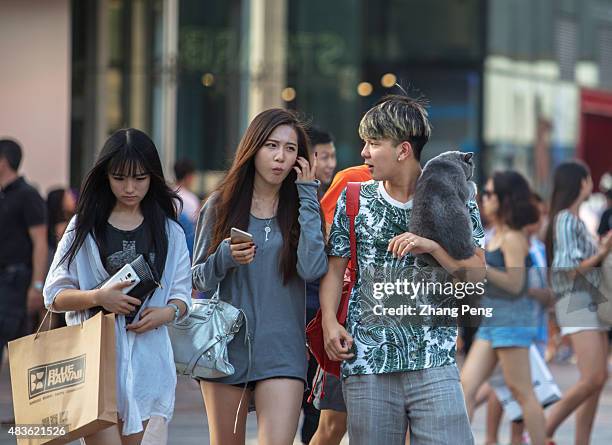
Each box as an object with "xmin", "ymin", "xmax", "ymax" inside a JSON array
[{"xmin": 94, "ymin": 254, "xmax": 161, "ymax": 323}]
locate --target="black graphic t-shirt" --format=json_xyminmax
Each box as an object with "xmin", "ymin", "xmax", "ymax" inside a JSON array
[
  {"xmin": 100, "ymin": 221, "xmax": 156, "ymax": 275},
  {"xmin": 98, "ymin": 220, "xmax": 163, "ymax": 322}
]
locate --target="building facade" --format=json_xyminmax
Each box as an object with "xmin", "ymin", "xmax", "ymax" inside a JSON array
[
  {"xmin": 1, "ymin": 0, "xmax": 610, "ymax": 195},
  {"xmin": 484, "ymin": 0, "xmax": 612, "ymax": 193}
]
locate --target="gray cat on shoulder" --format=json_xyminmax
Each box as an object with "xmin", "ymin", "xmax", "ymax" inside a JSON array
[{"xmin": 409, "ymin": 150, "xmax": 476, "ymax": 266}]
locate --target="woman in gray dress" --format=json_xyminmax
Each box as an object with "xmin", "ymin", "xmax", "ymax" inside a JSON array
[{"xmin": 192, "ymin": 108, "xmax": 328, "ymax": 445}]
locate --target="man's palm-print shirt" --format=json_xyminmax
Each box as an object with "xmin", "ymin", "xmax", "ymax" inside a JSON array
[{"xmin": 328, "ymin": 181, "xmax": 485, "ymax": 377}]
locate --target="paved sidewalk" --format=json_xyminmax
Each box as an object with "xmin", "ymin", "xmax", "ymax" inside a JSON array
[{"xmin": 1, "ymin": 355, "xmax": 611, "ymax": 444}]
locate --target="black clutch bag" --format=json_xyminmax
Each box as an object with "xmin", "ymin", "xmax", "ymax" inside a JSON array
[{"xmin": 94, "ymin": 254, "xmax": 161, "ymax": 323}]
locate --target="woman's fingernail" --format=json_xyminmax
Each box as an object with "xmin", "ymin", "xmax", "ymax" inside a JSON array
[{"xmin": 315, "ymin": 151, "xmax": 318, "ymax": 157}]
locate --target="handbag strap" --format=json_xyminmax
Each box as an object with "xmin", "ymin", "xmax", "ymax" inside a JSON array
[
  {"xmin": 34, "ymin": 310, "xmax": 54, "ymax": 340},
  {"xmin": 209, "ymin": 288, "xmax": 221, "ymax": 306},
  {"xmin": 337, "ymin": 182, "xmax": 361, "ymax": 324},
  {"xmin": 234, "ymin": 310, "xmax": 252, "ymax": 434}
]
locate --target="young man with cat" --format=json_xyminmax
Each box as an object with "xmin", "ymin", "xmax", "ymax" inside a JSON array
[{"xmin": 320, "ymin": 95, "xmax": 486, "ymax": 445}]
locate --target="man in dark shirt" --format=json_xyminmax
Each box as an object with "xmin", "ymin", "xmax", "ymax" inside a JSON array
[{"xmin": 0, "ymin": 139, "xmax": 47, "ymax": 365}]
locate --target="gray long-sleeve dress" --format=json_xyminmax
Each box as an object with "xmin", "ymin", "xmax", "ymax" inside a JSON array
[{"xmin": 191, "ymin": 181, "xmax": 328, "ymax": 385}]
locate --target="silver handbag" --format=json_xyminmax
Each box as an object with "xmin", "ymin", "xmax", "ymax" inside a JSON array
[{"xmin": 168, "ymin": 294, "xmax": 245, "ymax": 379}]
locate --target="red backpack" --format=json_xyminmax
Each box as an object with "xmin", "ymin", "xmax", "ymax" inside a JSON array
[{"xmin": 306, "ymin": 181, "xmax": 360, "ymax": 378}]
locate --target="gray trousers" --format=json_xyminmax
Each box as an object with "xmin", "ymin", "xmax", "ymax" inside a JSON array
[{"xmin": 342, "ymin": 365, "xmax": 474, "ymax": 445}]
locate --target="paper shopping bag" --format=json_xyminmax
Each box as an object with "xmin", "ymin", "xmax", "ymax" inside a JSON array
[
  {"xmin": 8, "ymin": 312, "xmax": 117, "ymax": 444},
  {"xmin": 490, "ymin": 344, "xmax": 562, "ymax": 422}
]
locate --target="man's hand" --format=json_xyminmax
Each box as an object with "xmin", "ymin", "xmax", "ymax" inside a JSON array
[
  {"xmin": 126, "ymin": 307, "xmax": 174, "ymax": 333},
  {"xmin": 323, "ymin": 317, "xmax": 354, "ymax": 361},
  {"xmin": 27, "ymin": 287, "xmax": 44, "ymax": 313},
  {"xmin": 27, "ymin": 224, "xmax": 47, "ymax": 313},
  {"xmin": 388, "ymin": 232, "xmax": 440, "ymax": 258}
]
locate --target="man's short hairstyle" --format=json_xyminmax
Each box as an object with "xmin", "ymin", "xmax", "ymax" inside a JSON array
[
  {"xmin": 174, "ymin": 158, "xmax": 196, "ymax": 181},
  {"xmin": 306, "ymin": 127, "xmax": 334, "ymax": 147},
  {"xmin": 0, "ymin": 139, "xmax": 23, "ymax": 171},
  {"xmin": 358, "ymin": 94, "xmax": 432, "ymax": 161}
]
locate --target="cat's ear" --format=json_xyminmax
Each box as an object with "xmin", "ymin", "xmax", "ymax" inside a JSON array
[{"xmin": 464, "ymin": 152, "xmax": 474, "ymax": 162}]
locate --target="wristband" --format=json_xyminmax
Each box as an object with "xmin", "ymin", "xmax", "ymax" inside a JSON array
[{"xmin": 166, "ymin": 303, "xmax": 180, "ymax": 324}]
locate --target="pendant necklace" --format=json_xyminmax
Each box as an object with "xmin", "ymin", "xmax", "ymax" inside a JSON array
[
  {"xmin": 255, "ymin": 195, "xmax": 277, "ymax": 243},
  {"xmin": 264, "ymin": 219, "xmax": 272, "ymax": 242}
]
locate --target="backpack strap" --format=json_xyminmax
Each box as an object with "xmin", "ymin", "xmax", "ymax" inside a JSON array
[{"xmin": 338, "ymin": 182, "xmax": 361, "ymax": 323}]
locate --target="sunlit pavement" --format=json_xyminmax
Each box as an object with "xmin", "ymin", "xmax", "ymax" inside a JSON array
[{"xmin": 1, "ymin": 353, "xmax": 611, "ymax": 444}]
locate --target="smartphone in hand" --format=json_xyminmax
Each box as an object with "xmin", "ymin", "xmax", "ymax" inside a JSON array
[
  {"xmin": 231, "ymin": 227, "xmax": 254, "ymax": 244},
  {"xmin": 100, "ymin": 263, "xmax": 140, "ymax": 294}
]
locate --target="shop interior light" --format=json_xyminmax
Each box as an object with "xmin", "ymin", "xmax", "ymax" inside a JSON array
[
  {"xmin": 201, "ymin": 73, "xmax": 215, "ymax": 87},
  {"xmin": 381, "ymin": 73, "xmax": 397, "ymax": 88},
  {"xmin": 281, "ymin": 87, "xmax": 296, "ymax": 102},
  {"xmin": 357, "ymin": 82, "xmax": 373, "ymax": 96}
]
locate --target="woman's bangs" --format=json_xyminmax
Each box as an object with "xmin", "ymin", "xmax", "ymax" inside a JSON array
[{"xmin": 107, "ymin": 148, "xmax": 149, "ymax": 177}]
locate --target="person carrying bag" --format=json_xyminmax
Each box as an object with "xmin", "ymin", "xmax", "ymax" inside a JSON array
[
  {"xmin": 41, "ymin": 128, "xmax": 192, "ymax": 445},
  {"xmin": 190, "ymin": 109, "xmax": 328, "ymax": 445}
]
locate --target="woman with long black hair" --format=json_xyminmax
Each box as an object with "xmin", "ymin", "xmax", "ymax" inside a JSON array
[
  {"xmin": 44, "ymin": 128, "xmax": 192, "ymax": 444},
  {"xmin": 544, "ymin": 161, "xmax": 612, "ymax": 445},
  {"xmin": 192, "ymin": 108, "xmax": 328, "ymax": 445},
  {"xmin": 461, "ymin": 170, "xmax": 546, "ymax": 445}
]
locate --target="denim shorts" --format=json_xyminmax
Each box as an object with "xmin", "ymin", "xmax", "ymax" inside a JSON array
[{"xmin": 476, "ymin": 326, "xmax": 537, "ymax": 349}]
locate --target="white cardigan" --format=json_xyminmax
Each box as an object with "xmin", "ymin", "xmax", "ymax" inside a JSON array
[{"xmin": 44, "ymin": 216, "xmax": 192, "ymax": 435}]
